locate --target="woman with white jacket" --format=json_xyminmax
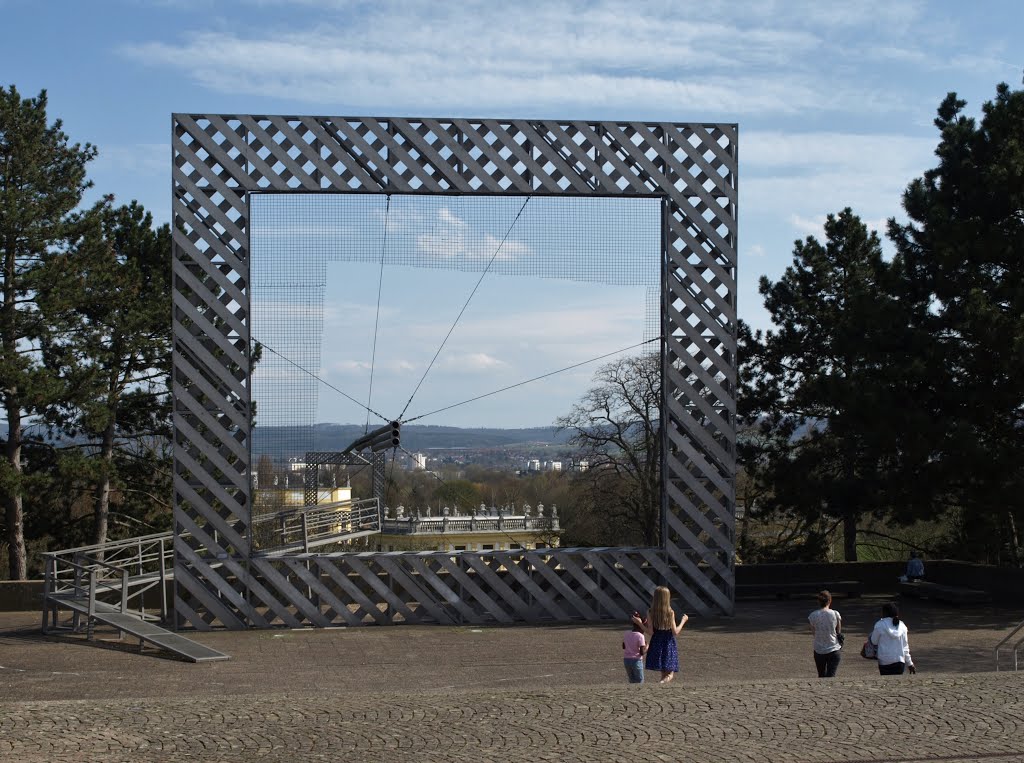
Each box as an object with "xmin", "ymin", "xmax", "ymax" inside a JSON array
[{"xmin": 870, "ymin": 602, "xmax": 917, "ymax": 676}]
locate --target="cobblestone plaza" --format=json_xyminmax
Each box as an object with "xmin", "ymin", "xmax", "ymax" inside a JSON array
[{"xmin": 2, "ymin": 598, "xmax": 1022, "ymax": 762}]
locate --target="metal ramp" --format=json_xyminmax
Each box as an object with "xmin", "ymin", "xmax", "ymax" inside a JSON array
[
  {"xmin": 48, "ymin": 595, "xmax": 228, "ymax": 662},
  {"xmin": 40, "ymin": 496, "xmax": 384, "ymax": 658}
]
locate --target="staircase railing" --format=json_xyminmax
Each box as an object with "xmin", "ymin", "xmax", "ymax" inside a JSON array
[
  {"xmin": 41, "ymin": 531, "xmax": 175, "ymax": 632},
  {"xmin": 994, "ymin": 618, "xmax": 1024, "ymax": 671}
]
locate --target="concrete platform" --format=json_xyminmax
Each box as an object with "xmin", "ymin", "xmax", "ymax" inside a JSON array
[{"xmin": 1, "ymin": 596, "xmax": 1022, "ymax": 761}]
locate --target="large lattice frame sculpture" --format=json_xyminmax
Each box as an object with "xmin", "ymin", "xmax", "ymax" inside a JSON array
[{"xmin": 171, "ymin": 115, "xmax": 737, "ymax": 630}]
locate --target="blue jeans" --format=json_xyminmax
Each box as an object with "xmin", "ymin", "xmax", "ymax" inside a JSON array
[{"xmin": 624, "ymin": 658, "xmax": 644, "ymax": 683}]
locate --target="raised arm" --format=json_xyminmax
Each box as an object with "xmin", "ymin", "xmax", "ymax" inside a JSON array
[
  {"xmin": 632, "ymin": 611, "xmax": 653, "ymax": 638},
  {"xmin": 673, "ymin": 613, "xmax": 689, "ymax": 636}
]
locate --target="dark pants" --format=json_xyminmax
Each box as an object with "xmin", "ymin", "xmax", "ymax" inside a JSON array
[
  {"xmin": 814, "ymin": 650, "xmax": 841, "ymax": 678},
  {"xmin": 879, "ymin": 661, "xmax": 906, "ymax": 675}
]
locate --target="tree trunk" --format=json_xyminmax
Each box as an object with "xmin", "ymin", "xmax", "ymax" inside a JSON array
[
  {"xmin": 1007, "ymin": 511, "xmax": 1022, "ymax": 569},
  {"xmin": 843, "ymin": 513, "xmax": 858, "ymax": 562},
  {"xmin": 92, "ymin": 420, "xmax": 116, "ymax": 548},
  {"xmin": 3, "ymin": 238, "xmax": 26, "ymax": 580},
  {"xmin": 3, "ymin": 402, "xmax": 26, "ymax": 580}
]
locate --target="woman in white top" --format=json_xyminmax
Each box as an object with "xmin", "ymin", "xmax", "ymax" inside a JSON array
[
  {"xmin": 870, "ymin": 602, "xmax": 916, "ymax": 676},
  {"xmin": 808, "ymin": 590, "xmax": 842, "ymax": 678}
]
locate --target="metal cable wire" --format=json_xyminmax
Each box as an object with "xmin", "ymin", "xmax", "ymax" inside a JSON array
[
  {"xmin": 258, "ymin": 334, "xmax": 660, "ymax": 431},
  {"xmin": 365, "ymin": 194, "xmax": 391, "ymax": 434},
  {"xmin": 402, "ymin": 336, "xmax": 662, "ymax": 424},
  {"xmin": 257, "ymin": 340, "xmax": 390, "ymax": 424},
  {"xmin": 397, "ymin": 196, "xmax": 531, "ymax": 420}
]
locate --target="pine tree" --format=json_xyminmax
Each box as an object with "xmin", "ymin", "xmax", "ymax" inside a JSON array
[
  {"xmin": 41, "ymin": 200, "xmax": 171, "ymax": 548},
  {"xmin": 742, "ymin": 209, "xmax": 917, "ymax": 561},
  {"xmin": 0, "ymin": 86, "xmax": 95, "ymax": 579},
  {"xmin": 889, "ymin": 83, "xmax": 1024, "ymax": 565}
]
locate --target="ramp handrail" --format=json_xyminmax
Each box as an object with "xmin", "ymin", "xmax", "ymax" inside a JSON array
[
  {"xmin": 43, "ymin": 498, "xmax": 382, "ymax": 630},
  {"xmin": 42, "ymin": 533, "xmax": 175, "ymax": 628},
  {"xmin": 994, "ymin": 618, "xmax": 1024, "ymax": 671}
]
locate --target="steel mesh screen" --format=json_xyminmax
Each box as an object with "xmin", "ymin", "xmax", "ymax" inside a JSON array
[{"xmin": 250, "ymin": 193, "xmax": 660, "ymax": 466}]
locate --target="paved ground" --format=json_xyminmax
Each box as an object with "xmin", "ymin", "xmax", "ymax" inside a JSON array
[{"xmin": 1, "ymin": 596, "xmax": 1023, "ymax": 761}]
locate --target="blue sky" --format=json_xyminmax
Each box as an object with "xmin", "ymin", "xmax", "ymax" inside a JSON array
[{"xmin": 3, "ymin": 0, "xmax": 1021, "ymax": 429}]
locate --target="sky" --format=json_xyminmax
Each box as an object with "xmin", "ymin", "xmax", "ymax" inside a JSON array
[{"xmin": 3, "ymin": 0, "xmax": 1021, "ymax": 429}]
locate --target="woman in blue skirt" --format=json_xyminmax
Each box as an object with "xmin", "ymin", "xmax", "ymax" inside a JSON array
[{"xmin": 633, "ymin": 586, "xmax": 689, "ymax": 683}]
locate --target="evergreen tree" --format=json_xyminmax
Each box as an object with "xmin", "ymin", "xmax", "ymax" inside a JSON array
[
  {"xmin": 742, "ymin": 209, "xmax": 917, "ymax": 561},
  {"xmin": 889, "ymin": 82, "xmax": 1024, "ymax": 565},
  {"xmin": 0, "ymin": 86, "xmax": 95, "ymax": 579},
  {"xmin": 41, "ymin": 200, "xmax": 171, "ymax": 548}
]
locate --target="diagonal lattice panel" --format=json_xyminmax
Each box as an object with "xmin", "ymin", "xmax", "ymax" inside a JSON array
[
  {"xmin": 215, "ymin": 550, "xmax": 716, "ymax": 627},
  {"xmin": 172, "ymin": 115, "xmax": 737, "ymax": 628}
]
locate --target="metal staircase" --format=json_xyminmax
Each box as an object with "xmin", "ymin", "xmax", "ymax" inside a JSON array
[{"xmin": 41, "ymin": 497, "xmax": 381, "ymax": 661}]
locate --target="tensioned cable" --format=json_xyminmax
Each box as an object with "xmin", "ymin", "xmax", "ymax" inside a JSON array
[
  {"xmin": 257, "ymin": 334, "xmax": 660, "ymax": 430},
  {"xmin": 364, "ymin": 194, "xmax": 392, "ymax": 435},
  {"xmin": 397, "ymin": 196, "xmax": 532, "ymax": 420},
  {"xmin": 402, "ymin": 336, "xmax": 661, "ymax": 424},
  {"xmin": 256, "ymin": 339, "xmax": 390, "ymax": 424}
]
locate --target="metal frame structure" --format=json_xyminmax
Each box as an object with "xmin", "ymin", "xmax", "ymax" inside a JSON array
[
  {"xmin": 172, "ymin": 115, "xmax": 738, "ymax": 629},
  {"xmin": 302, "ymin": 451, "xmax": 384, "ymax": 508}
]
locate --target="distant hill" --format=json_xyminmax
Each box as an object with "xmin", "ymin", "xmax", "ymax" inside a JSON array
[
  {"xmin": 0, "ymin": 422, "xmax": 571, "ymax": 454},
  {"xmin": 252, "ymin": 423, "xmax": 572, "ymax": 454}
]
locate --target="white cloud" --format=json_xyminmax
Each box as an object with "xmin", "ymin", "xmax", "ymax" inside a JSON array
[
  {"xmin": 370, "ymin": 204, "xmax": 428, "ymax": 232},
  {"xmin": 789, "ymin": 213, "xmax": 825, "ymax": 238},
  {"xmin": 330, "ymin": 358, "xmax": 415, "ymax": 374},
  {"xmin": 416, "ymin": 231, "xmax": 532, "ymax": 262},
  {"xmin": 789, "ymin": 0, "xmax": 926, "ymax": 29},
  {"xmin": 742, "ymin": 131, "xmax": 937, "ymax": 240},
  {"xmin": 439, "ymin": 352, "xmax": 508, "ymax": 372},
  {"xmin": 437, "ymin": 208, "xmax": 467, "ymax": 229},
  {"xmin": 412, "ymin": 206, "xmax": 533, "ymax": 262},
  {"xmin": 787, "ymin": 212, "xmax": 890, "ymax": 242},
  {"xmin": 117, "ymin": 1, "xmax": 920, "ymax": 117},
  {"xmin": 743, "ymin": 131, "xmax": 935, "ymax": 172}
]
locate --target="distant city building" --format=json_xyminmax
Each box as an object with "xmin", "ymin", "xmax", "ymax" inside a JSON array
[
  {"xmin": 548, "ymin": 461, "xmax": 562, "ymax": 472},
  {"xmin": 413, "ymin": 452, "xmax": 428, "ymax": 470},
  {"xmin": 576, "ymin": 460, "xmax": 589, "ymax": 472},
  {"xmin": 288, "ymin": 457, "xmax": 306, "ymax": 472},
  {"xmin": 527, "ymin": 459, "xmax": 541, "ymax": 472}
]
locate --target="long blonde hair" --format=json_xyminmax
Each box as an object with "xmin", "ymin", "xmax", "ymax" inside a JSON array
[{"xmin": 649, "ymin": 586, "xmax": 674, "ymax": 630}]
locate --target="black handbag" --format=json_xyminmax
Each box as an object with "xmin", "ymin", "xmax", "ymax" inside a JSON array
[{"xmin": 836, "ymin": 632, "xmax": 845, "ymax": 647}]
